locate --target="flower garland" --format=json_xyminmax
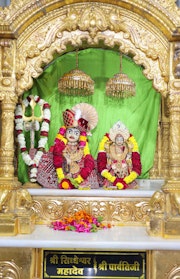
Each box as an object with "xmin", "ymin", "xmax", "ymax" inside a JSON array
[
  {"xmin": 15, "ymin": 95, "xmax": 51, "ymax": 183},
  {"xmin": 51, "ymin": 210, "xmax": 111, "ymax": 233},
  {"xmin": 98, "ymin": 133, "xmax": 141, "ymax": 189}
]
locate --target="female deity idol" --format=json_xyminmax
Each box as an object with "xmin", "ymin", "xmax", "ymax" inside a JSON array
[
  {"xmin": 53, "ymin": 103, "xmax": 99, "ymax": 189},
  {"xmin": 97, "ymin": 121, "xmax": 141, "ymax": 190}
]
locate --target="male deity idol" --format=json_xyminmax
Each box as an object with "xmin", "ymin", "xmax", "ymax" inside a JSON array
[{"xmin": 53, "ymin": 103, "xmax": 99, "ymax": 189}]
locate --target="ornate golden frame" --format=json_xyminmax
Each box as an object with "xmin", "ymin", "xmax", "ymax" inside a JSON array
[{"xmin": 0, "ymin": 0, "xmax": 180, "ymax": 237}]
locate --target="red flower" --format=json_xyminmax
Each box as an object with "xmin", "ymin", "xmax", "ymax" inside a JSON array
[
  {"xmin": 80, "ymin": 154, "xmax": 95, "ymax": 179},
  {"xmin": 97, "ymin": 151, "xmax": 107, "ymax": 173},
  {"xmin": 43, "ymin": 103, "xmax": 51, "ymax": 109},
  {"xmin": 113, "ymin": 178, "xmax": 127, "ymax": 189},
  {"xmin": 132, "ymin": 152, "xmax": 141, "ymax": 175},
  {"xmin": 59, "ymin": 179, "xmax": 75, "ymax": 189},
  {"xmin": 40, "ymin": 131, "xmax": 48, "ymax": 137}
]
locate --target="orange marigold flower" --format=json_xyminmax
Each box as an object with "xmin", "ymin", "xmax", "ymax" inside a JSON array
[{"xmin": 51, "ymin": 210, "xmax": 111, "ymax": 233}]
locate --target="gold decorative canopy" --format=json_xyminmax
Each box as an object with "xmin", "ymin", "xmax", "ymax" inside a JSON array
[
  {"xmin": 58, "ymin": 50, "xmax": 94, "ymax": 97},
  {"xmin": 106, "ymin": 54, "xmax": 136, "ymax": 99}
]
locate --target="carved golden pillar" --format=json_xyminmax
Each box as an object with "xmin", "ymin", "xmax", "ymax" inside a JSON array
[
  {"xmin": 0, "ymin": 39, "xmax": 19, "ymax": 188},
  {"xmin": 0, "ymin": 39, "xmax": 35, "ymax": 235},
  {"xmin": 148, "ymin": 42, "xmax": 180, "ymax": 238},
  {"xmin": 159, "ymin": 96, "xmax": 170, "ymax": 180},
  {"xmin": 168, "ymin": 93, "xmax": 180, "ymax": 179},
  {"xmin": 0, "ymin": 99, "xmax": 17, "ymax": 182},
  {"xmin": 149, "ymin": 121, "xmax": 161, "ymax": 178}
]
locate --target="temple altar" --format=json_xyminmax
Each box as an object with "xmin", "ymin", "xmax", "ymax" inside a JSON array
[
  {"xmin": 1, "ymin": 0, "xmax": 180, "ymax": 278},
  {"xmin": 26, "ymin": 180, "xmax": 163, "ymax": 228}
]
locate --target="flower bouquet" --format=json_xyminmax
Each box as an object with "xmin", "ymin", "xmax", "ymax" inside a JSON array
[{"xmin": 51, "ymin": 210, "xmax": 111, "ymax": 233}]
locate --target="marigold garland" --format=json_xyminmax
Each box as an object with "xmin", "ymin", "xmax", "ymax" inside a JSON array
[
  {"xmin": 51, "ymin": 210, "xmax": 111, "ymax": 233},
  {"xmin": 98, "ymin": 134, "xmax": 109, "ymax": 151},
  {"xmin": 53, "ymin": 126, "xmax": 92, "ymax": 189},
  {"xmin": 128, "ymin": 135, "xmax": 138, "ymax": 152},
  {"xmin": 98, "ymin": 132, "xmax": 141, "ymax": 189}
]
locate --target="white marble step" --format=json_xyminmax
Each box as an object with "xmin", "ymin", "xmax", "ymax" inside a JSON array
[
  {"xmin": 28, "ymin": 179, "xmax": 164, "ymax": 198},
  {"xmin": 0, "ymin": 225, "xmax": 179, "ymax": 250}
]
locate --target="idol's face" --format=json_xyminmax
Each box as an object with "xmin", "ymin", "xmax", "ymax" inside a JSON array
[
  {"xmin": 115, "ymin": 134, "xmax": 124, "ymax": 145},
  {"xmin": 66, "ymin": 127, "xmax": 80, "ymax": 143}
]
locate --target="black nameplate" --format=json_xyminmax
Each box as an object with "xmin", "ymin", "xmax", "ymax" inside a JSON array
[{"xmin": 43, "ymin": 250, "xmax": 146, "ymax": 278}]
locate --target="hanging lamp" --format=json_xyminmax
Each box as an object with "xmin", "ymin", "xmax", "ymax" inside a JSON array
[
  {"xmin": 58, "ymin": 50, "xmax": 94, "ymax": 97},
  {"xmin": 106, "ymin": 53, "xmax": 136, "ymax": 99}
]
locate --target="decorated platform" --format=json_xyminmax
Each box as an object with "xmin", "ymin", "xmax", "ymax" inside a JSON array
[{"xmin": 28, "ymin": 179, "xmax": 164, "ymax": 226}]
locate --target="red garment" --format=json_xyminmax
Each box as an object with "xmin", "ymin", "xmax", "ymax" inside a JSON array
[{"xmin": 53, "ymin": 138, "xmax": 66, "ymax": 169}]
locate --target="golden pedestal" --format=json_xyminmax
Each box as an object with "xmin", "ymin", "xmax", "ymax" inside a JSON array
[
  {"xmin": 148, "ymin": 180, "xmax": 180, "ymax": 238},
  {"xmin": 0, "ymin": 214, "xmax": 18, "ymax": 236},
  {"xmin": 0, "ymin": 212, "xmax": 35, "ymax": 236},
  {"xmin": 17, "ymin": 211, "xmax": 36, "ymax": 234},
  {"xmin": 0, "ymin": 181, "xmax": 35, "ymax": 235},
  {"xmin": 164, "ymin": 219, "xmax": 180, "ymax": 238}
]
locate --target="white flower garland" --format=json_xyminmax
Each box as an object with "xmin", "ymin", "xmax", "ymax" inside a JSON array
[{"xmin": 15, "ymin": 95, "xmax": 51, "ymax": 183}]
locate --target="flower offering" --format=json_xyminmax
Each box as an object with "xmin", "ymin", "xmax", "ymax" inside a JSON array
[{"xmin": 51, "ymin": 210, "xmax": 111, "ymax": 233}]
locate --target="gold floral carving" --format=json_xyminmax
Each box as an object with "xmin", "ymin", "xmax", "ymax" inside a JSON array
[
  {"xmin": 166, "ymin": 94, "xmax": 180, "ymax": 180},
  {"xmin": 166, "ymin": 264, "xmax": 180, "ymax": 279},
  {"xmin": 0, "ymin": 102, "xmax": 16, "ymax": 180},
  {"xmin": 0, "ymin": 190, "xmax": 11, "ymax": 212},
  {"xmin": 147, "ymin": 190, "xmax": 166, "ymax": 236},
  {"xmin": 0, "ymin": 0, "xmax": 180, "ymax": 32},
  {"xmin": 149, "ymin": 190, "xmax": 165, "ymax": 214},
  {"xmin": 0, "ymin": 39, "xmax": 16, "ymax": 101},
  {"xmin": 151, "ymin": 251, "xmax": 180, "ymax": 279},
  {"xmin": 15, "ymin": 4, "xmax": 168, "ymax": 97},
  {"xmin": 0, "ymin": 185, "xmax": 35, "ymax": 235},
  {"xmin": 173, "ymin": 43, "xmax": 180, "ymax": 79},
  {"xmin": 149, "ymin": 122, "xmax": 161, "ymax": 178},
  {"xmin": 32, "ymin": 197, "xmax": 150, "ymax": 225},
  {"xmin": 160, "ymin": 121, "xmax": 170, "ymax": 178},
  {"xmin": 148, "ymin": 182, "xmax": 180, "ymax": 237},
  {"xmin": 0, "ymin": 38, "xmax": 18, "ymax": 189},
  {"xmin": 0, "ymin": 260, "xmax": 21, "ymax": 279}
]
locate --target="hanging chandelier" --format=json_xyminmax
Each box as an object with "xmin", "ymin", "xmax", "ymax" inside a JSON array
[
  {"xmin": 58, "ymin": 50, "xmax": 94, "ymax": 97},
  {"xmin": 106, "ymin": 53, "xmax": 136, "ymax": 99}
]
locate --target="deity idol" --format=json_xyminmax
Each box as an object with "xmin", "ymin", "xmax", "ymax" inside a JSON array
[
  {"xmin": 97, "ymin": 121, "xmax": 141, "ymax": 189},
  {"xmin": 53, "ymin": 103, "xmax": 99, "ymax": 189}
]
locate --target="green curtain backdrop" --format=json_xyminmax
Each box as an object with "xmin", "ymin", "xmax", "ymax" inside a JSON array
[{"xmin": 18, "ymin": 48, "xmax": 161, "ymax": 184}]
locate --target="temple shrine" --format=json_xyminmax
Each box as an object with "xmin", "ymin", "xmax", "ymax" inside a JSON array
[{"xmin": 0, "ymin": 1, "xmax": 180, "ymax": 278}]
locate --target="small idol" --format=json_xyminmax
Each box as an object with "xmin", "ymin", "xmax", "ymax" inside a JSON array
[
  {"xmin": 53, "ymin": 103, "xmax": 99, "ymax": 189},
  {"xmin": 97, "ymin": 121, "xmax": 141, "ymax": 190}
]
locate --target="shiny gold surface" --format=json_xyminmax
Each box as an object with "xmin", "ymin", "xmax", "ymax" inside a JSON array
[
  {"xmin": 0, "ymin": 185, "xmax": 35, "ymax": 235},
  {"xmin": 31, "ymin": 196, "xmax": 150, "ymax": 226},
  {"xmin": 0, "ymin": 214, "xmax": 18, "ymax": 236},
  {"xmin": 0, "ymin": 260, "xmax": 21, "ymax": 279},
  {"xmin": 15, "ymin": 4, "xmax": 169, "ymax": 96},
  {"xmin": 0, "ymin": 248, "xmax": 37, "ymax": 279},
  {"xmin": 0, "ymin": 0, "xmax": 179, "ymax": 238},
  {"xmin": 151, "ymin": 251, "xmax": 180, "ymax": 279}
]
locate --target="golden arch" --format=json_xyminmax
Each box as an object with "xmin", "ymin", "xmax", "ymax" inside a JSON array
[{"xmin": 16, "ymin": 2, "xmax": 169, "ymax": 96}]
